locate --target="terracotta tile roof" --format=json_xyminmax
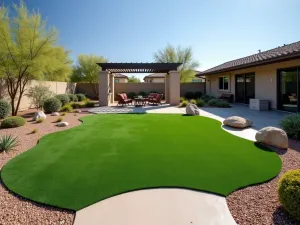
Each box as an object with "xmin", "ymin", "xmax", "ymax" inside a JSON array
[{"xmin": 197, "ymin": 41, "xmax": 300, "ymax": 76}]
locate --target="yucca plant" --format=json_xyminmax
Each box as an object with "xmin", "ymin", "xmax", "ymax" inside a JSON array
[{"xmin": 0, "ymin": 135, "xmax": 19, "ymax": 153}]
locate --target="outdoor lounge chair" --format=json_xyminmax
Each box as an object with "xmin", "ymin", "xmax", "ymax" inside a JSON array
[
  {"xmin": 218, "ymin": 93, "xmax": 234, "ymax": 103},
  {"xmin": 148, "ymin": 94, "xmax": 163, "ymax": 105},
  {"xmin": 117, "ymin": 93, "xmax": 132, "ymax": 106},
  {"xmin": 145, "ymin": 93, "xmax": 159, "ymax": 102}
]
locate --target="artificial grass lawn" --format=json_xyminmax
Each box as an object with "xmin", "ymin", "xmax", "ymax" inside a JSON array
[{"xmin": 1, "ymin": 114, "xmax": 281, "ymax": 210}]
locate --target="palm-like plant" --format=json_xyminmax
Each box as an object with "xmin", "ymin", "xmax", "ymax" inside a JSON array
[
  {"xmin": 153, "ymin": 45, "xmax": 199, "ymax": 82},
  {"xmin": 0, "ymin": 135, "xmax": 19, "ymax": 153}
]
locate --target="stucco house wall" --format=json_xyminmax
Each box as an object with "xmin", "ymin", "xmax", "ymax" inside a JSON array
[
  {"xmin": 206, "ymin": 58, "xmax": 300, "ymax": 109},
  {"xmin": 144, "ymin": 77, "xmax": 165, "ymax": 83}
]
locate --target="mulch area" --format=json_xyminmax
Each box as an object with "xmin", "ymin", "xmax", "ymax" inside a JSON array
[
  {"xmin": 0, "ymin": 109, "xmax": 91, "ymax": 225},
  {"xmin": 227, "ymin": 139, "xmax": 300, "ymax": 225}
]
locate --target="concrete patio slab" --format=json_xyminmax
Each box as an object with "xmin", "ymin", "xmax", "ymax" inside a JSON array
[{"xmin": 74, "ymin": 189, "xmax": 236, "ymax": 225}]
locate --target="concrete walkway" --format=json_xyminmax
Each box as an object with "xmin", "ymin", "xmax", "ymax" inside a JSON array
[{"xmin": 78, "ymin": 104, "xmax": 287, "ymax": 225}]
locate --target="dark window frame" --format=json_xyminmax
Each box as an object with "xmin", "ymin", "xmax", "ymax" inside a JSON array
[{"xmin": 218, "ymin": 76, "xmax": 229, "ymax": 90}]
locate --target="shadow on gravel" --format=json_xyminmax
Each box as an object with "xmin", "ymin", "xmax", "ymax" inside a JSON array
[{"xmin": 272, "ymin": 206, "xmax": 299, "ymax": 225}]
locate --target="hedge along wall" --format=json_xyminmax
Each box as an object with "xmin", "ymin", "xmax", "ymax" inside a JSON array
[
  {"xmin": 0, "ymin": 80, "xmax": 76, "ymax": 111},
  {"xmin": 76, "ymin": 82, "xmax": 206, "ymax": 99}
]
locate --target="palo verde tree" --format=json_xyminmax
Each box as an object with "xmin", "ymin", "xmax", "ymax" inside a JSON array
[
  {"xmin": 0, "ymin": 2, "xmax": 72, "ymax": 115},
  {"xmin": 153, "ymin": 44, "xmax": 199, "ymax": 82},
  {"xmin": 128, "ymin": 75, "xmax": 141, "ymax": 83},
  {"xmin": 71, "ymin": 54, "xmax": 108, "ymax": 97}
]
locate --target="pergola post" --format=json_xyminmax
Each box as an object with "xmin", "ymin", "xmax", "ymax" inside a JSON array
[
  {"xmin": 168, "ymin": 70, "xmax": 180, "ymax": 105},
  {"xmin": 109, "ymin": 73, "xmax": 114, "ymax": 104},
  {"xmin": 98, "ymin": 71, "xmax": 110, "ymax": 106},
  {"xmin": 165, "ymin": 74, "xmax": 170, "ymax": 103}
]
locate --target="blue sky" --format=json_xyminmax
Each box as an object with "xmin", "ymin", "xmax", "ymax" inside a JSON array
[{"xmin": 5, "ymin": 0, "xmax": 300, "ymax": 78}]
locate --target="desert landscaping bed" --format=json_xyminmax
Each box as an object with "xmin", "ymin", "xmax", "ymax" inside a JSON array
[
  {"xmin": 0, "ymin": 109, "xmax": 92, "ymax": 225},
  {"xmin": 227, "ymin": 139, "xmax": 300, "ymax": 225}
]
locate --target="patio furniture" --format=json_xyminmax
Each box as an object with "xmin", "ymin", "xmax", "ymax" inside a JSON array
[
  {"xmin": 218, "ymin": 93, "xmax": 234, "ymax": 103},
  {"xmin": 148, "ymin": 94, "xmax": 163, "ymax": 105},
  {"xmin": 145, "ymin": 93, "xmax": 159, "ymax": 101},
  {"xmin": 117, "ymin": 93, "xmax": 132, "ymax": 106},
  {"xmin": 134, "ymin": 97, "xmax": 146, "ymax": 107}
]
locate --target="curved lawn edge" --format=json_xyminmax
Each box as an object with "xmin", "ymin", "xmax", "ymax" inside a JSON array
[{"xmin": 0, "ymin": 114, "xmax": 282, "ymax": 211}]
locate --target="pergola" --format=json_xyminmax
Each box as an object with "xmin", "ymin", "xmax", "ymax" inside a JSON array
[{"xmin": 97, "ymin": 63, "xmax": 181, "ymax": 106}]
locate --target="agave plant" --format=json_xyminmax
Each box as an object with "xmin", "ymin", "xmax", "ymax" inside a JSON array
[{"xmin": 0, "ymin": 135, "xmax": 19, "ymax": 153}]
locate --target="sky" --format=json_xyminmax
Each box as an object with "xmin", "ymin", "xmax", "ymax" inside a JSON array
[{"xmin": 4, "ymin": 0, "xmax": 300, "ymax": 79}]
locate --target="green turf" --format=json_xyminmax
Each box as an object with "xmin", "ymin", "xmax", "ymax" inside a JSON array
[{"xmin": 1, "ymin": 114, "xmax": 281, "ymax": 210}]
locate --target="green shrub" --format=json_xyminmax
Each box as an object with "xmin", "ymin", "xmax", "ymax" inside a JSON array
[
  {"xmin": 36, "ymin": 118, "xmax": 45, "ymax": 123},
  {"xmin": 279, "ymin": 113, "xmax": 300, "ymax": 140},
  {"xmin": 127, "ymin": 92, "xmax": 136, "ymax": 99},
  {"xmin": 184, "ymin": 92, "xmax": 194, "ymax": 99},
  {"xmin": 0, "ymin": 135, "xmax": 19, "ymax": 153},
  {"xmin": 60, "ymin": 103, "xmax": 73, "ymax": 112},
  {"xmin": 138, "ymin": 91, "xmax": 147, "ymax": 97},
  {"xmin": 26, "ymin": 84, "xmax": 53, "ymax": 109},
  {"xmin": 68, "ymin": 94, "xmax": 78, "ymax": 102},
  {"xmin": 56, "ymin": 117, "xmax": 63, "ymax": 122},
  {"xmin": 85, "ymin": 101, "xmax": 95, "ymax": 108},
  {"xmin": 1, "ymin": 116, "xmax": 26, "ymax": 128},
  {"xmin": 190, "ymin": 99, "xmax": 197, "ymax": 104},
  {"xmin": 31, "ymin": 128, "xmax": 38, "ymax": 134},
  {"xmin": 194, "ymin": 92, "xmax": 203, "ymax": 99},
  {"xmin": 201, "ymin": 95, "xmax": 216, "ymax": 103},
  {"xmin": 215, "ymin": 100, "xmax": 231, "ymax": 108},
  {"xmin": 208, "ymin": 99, "xmax": 219, "ymax": 106},
  {"xmin": 70, "ymin": 102, "xmax": 83, "ymax": 109},
  {"xmin": 60, "ymin": 112, "xmax": 66, "ymax": 116},
  {"xmin": 196, "ymin": 99, "xmax": 205, "ymax": 107},
  {"xmin": 278, "ymin": 169, "xmax": 300, "ymax": 220},
  {"xmin": 180, "ymin": 97, "xmax": 185, "ymax": 103},
  {"xmin": 0, "ymin": 100, "xmax": 11, "ymax": 119},
  {"xmin": 76, "ymin": 93, "xmax": 86, "ymax": 101},
  {"xmin": 55, "ymin": 94, "xmax": 70, "ymax": 106},
  {"xmin": 43, "ymin": 97, "xmax": 62, "ymax": 113},
  {"xmin": 180, "ymin": 100, "xmax": 189, "ymax": 107}
]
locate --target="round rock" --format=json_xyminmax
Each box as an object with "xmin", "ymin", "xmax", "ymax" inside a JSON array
[
  {"xmin": 186, "ymin": 104, "xmax": 200, "ymax": 116},
  {"xmin": 51, "ymin": 112, "xmax": 60, "ymax": 116},
  {"xmin": 255, "ymin": 126, "xmax": 288, "ymax": 149},
  {"xmin": 57, "ymin": 122, "xmax": 69, "ymax": 127},
  {"xmin": 33, "ymin": 111, "xmax": 47, "ymax": 121},
  {"xmin": 223, "ymin": 116, "xmax": 252, "ymax": 128}
]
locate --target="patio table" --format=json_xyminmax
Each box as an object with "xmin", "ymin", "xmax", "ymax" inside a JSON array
[{"xmin": 134, "ymin": 98, "xmax": 146, "ymax": 107}]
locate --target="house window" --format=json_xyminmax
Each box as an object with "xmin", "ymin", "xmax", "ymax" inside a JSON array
[
  {"xmin": 114, "ymin": 79, "xmax": 119, "ymax": 83},
  {"xmin": 219, "ymin": 76, "xmax": 229, "ymax": 90}
]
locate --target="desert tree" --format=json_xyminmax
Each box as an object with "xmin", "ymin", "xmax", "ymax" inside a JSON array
[
  {"xmin": 128, "ymin": 75, "xmax": 141, "ymax": 83},
  {"xmin": 153, "ymin": 44, "xmax": 199, "ymax": 82},
  {"xmin": 0, "ymin": 2, "xmax": 72, "ymax": 115}
]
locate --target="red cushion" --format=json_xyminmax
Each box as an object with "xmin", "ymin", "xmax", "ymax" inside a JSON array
[{"xmin": 123, "ymin": 93, "xmax": 128, "ymax": 99}]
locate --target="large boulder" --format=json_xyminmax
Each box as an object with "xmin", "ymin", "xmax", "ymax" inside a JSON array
[
  {"xmin": 186, "ymin": 104, "xmax": 200, "ymax": 116},
  {"xmin": 223, "ymin": 116, "xmax": 252, "ymax": 128},
  {"xmin": 33, "ymin": 111, "xmax": 47, "ymax": 121},
  {"xmin": 255, "ymin": 126, "xmax": 288, "ymax": 149},
  {"xmin": 57, "ymin": 122, "xmax": 69, "ymax": 127}
]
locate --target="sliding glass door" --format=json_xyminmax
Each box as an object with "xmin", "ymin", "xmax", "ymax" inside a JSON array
[
  {"xmin": 235, "ymin": 73, "xmax": 255, "ymax": 104},
  {"xmin": 278, "ymin": 68, "xmax": 299, "ymax": 112}
]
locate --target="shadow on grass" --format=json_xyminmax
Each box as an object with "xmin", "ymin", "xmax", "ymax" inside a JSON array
[{"xmin": 254, "ymin": 142, "xmax": 287, "ymax": 155}]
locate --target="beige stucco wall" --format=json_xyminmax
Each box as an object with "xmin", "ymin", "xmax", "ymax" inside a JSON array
[
  {"xmin": 206, "ymin": 59, "xmax": 300, "ymax": 109},
  {"xmin": 144, "ymin": 77, "xmax": 165, "ymax": 83},
  {"xmin": 0, "ymin": 80, "xmax": 76, "ymax": 111},
  {"xmin": 114, "ymin": 77, "xmax": 128, "ymax": 83}
]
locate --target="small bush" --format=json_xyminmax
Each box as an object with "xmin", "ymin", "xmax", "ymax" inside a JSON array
[
  {"xmin": 0, "ymin": 135, "xmax": 19, "ymax": 153},
  {"xmin": 180, "ymin": 97, "xmax": 185, "ymax": 103},
  {"xmin": 76, "ymin": 93, "xmax": 86, "ymax": 101},
  {"xmin": 127, "ymin": 92, "xmax": 136, "ymax": 99},
  {"xmin": 85, "ymin": 101, "xmax": 95, "ymax": 108},
  {"xmin": 36, "ymin": 118, "xmax": 45, "ymax": 123},
  {"xmin": 215, "ymin": 100, "xmax": 231, "ymax": 108},
  {"xmin": 43, "ymin": 97, "xmax": 62, "ymax": 113},
  {"xmin": 68, "ymin": 94, "xmax": 78, "ymax": 102},
  {"xmin": 0, "ymin": 100, "xmax": 11, "ymax": 119},
  {"xmin": 180, "ymin": 100, "xmax": 189, "ymax": 107},
  {"xmin": 278, "ymin": 169, "xmax": 300, "ymax": 220},
  {"xmin": 60, "ymin": 103, "xmax": 73, "ymax": 112},
  {"xmin": 26, "ymin": 84, "xmax": 53, "ymax": 109},
  {"xmin": 196, "ymin": 99, "xmax": 205, "ymax": 107},
  {"xmin": 56, "ymin": 117, "xmax": 63, "ymax": 122},
  {"xmin": 55, "ymin": 94, "xmax": 70, "ymax": 106},
  {"xmin": 201, "ymin": 95, "xmax": 216, "ymax": 103},
  {"xmin": 279, "ymin": 113, "xmax": 300, "ymax": 140},
  {"xmin": 60, "ymin": 112, "xmax": 66, "ymax": 116},
  {"xmin": 1, "ymin": 116, "xmax": 26, "ymax": 128},
  {"xmin": 70, "ymin": 102, "xmax": 83, "ymax": 109},
  {"xmin": 208, "ymin": 99, "xmax": 219, "ymax": 107},
  {"xmin": 194, "ymin": 91, "xmax": 203, "ymax": 99},
  {"xmin": 31, "ymin": 128, "xmax": 38, "ymax": 134},
  {"xmin": 190, "ymin": 99, "xmax": 197, "ymax": 104},
  {"xmin": 138, "ymin": 91, "xmax": 147, "ymax": 97},
  {"xmin": 184, "ymin": 92, "xmax": 194, "ymax": 100}
]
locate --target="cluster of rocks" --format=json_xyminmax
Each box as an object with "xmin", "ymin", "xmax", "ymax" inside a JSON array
[
  {"xmin": 223, "ymin": 116, "xmax": 288, "ymax": 149},
  {"xmin": 33, "ymin": 111, "xmax": 69, "ymax": 127}
]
